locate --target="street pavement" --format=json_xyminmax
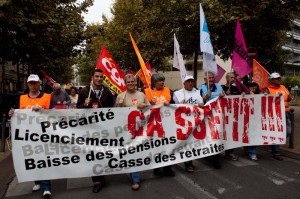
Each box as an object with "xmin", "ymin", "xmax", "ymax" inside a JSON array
[{"xmin": 1, "ymin": 106, "xmax": 300, "ymax": 199}]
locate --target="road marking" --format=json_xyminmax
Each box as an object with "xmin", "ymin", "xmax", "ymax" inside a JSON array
[
  {"xmin": 221, "ymin": 156, "xmax": 258, "ymax": 167},
  {"xmin": 173, "ymin": 169, "xmax": 218, "ymax": 199},
  {"xmin": 268, "ymin": 177, "xmax": 285, "ymax": 185},
  {"xmin": 209, "ymin": 171, "xmax": 243, "ymax": 191},
  {"xmin": 249, "ymin": 165, "xmax": 295, "ymax": 186}
]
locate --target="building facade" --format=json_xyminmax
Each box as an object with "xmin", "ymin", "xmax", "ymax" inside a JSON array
[{"xmin": 283, "ymin": 16, "xmax": 300, "ymax": 76}]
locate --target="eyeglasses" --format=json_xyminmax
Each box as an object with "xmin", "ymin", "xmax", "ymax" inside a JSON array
[{"xmin": 28, "ymin": 82, "xmax": 38, "ymax": 85}]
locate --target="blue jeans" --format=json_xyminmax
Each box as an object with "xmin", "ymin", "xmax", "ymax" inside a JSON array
[
  {"xmin": 246, "ymin": 146, "xmax": 257, "ymax": 157},
  {"xmin": 271, "ymin": 145, "xmax": 280, "ymax": 156},
  {"xmin": 35, "ymin": 180, "xmax": 51, "ymax": 192},
  {"xmin": 130, "ymin": 172, "xmax": 140, "ymax": 184}
]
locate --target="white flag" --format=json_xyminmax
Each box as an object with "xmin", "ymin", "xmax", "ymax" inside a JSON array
[
  {"xmin": 173, "ymin": 34, "xmax": 187, "ymax": 83},
  {"xmin": 200, "ymin": 3, "xmax": 217, "ymax": 75}
]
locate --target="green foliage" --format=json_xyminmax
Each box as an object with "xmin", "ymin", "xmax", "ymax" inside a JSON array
[
  {"xmin": 0, "ymin": 0, "xmax": 93, "ymax": 84},
  {"xmin": 203, "ymin": 0, "xmax": 300, "ymax": 73},
  {"xmin": 282, "ymin": 76, "xmax": 300, "ymax": 87},
  {"xmin": 78, "ymin": 0, "xmax": 300, "ymax": 80}
]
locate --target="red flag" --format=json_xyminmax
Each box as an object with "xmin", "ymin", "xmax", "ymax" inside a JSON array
[
  {"xmin": 96, "ymin": 47, "xmax": 126, "ymax": 94},
  {"xmin": 214, "ymin": 64, "xmax": 226, "ymax": 83},
  {"xmin": 252, "ymin": 59, "xmax": 269, "ymax": 91},
  {"xmin": 137, "ymin": 60, "xmax": 153, "ymax": 87},
  {"xmin": 127, "ymin": 69, "xmax": 135, "ymax": 75},
  {"xmin": 40, "ymin": 69, "xmax": 57, "ymax": 87}
]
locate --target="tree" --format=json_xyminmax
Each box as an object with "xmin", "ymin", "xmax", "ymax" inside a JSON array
[
  {"xmin": 78, "ymin": 0, "xmax": 201, "ymax": 74},
  {"xmin": 78, "ymin": 0, "xmax": 300, "ymax": 79},
  {"xmin": 0, "ymin": 0, "xmax": 93, "ymax": 85},
  {"xmin": 202, "ymin": 0, "xmax": 300, "ymax": 74}
]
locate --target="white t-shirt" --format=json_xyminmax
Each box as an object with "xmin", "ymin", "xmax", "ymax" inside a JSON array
[{"xmin": 173, "ymin": 88, "xmax": 203, "ymax": 105}]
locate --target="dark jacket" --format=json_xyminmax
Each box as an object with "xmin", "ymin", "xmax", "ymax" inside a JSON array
[{"xmin": 77, "ymin": 85, "xmax": 114, "ymax": 108}]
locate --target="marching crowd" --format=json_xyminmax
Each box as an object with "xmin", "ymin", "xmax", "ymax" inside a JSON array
[{"xmin": 7, "ymin": 68, "xmax": 292, "ymax": 199}]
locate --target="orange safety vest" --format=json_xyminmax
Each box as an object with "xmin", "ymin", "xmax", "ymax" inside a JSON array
[
  {"xmin": 144, "ymin": 87, "xmax": 171, "ymax": 104},
  {"xmin": 19, "ymin": 93, "xmax": 52, "ymax": 109},
  {"xmin": 268, "ymin": 85, "xmax": 290, "ymax": 112}
]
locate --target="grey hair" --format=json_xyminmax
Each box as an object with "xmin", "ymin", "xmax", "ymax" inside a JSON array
[
  {"xmin": 203, "ymin": 71, "xmax": 215, "ymax": 80},
  {"xmin": 124, "ymin": 74, "xmax": 136, "ymax": 83},
  {"xmin": 151, "ymin": 73, "xmax": 165, "ymax": 87},
  {"xmin": 53, "ymin": 83, "xmax": 61, "ymax": 89}
]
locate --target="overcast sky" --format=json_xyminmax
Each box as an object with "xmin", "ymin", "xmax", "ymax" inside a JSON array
[{"xmin": 82, "ymin": 0, "xmax": 114, "ymax": 24}]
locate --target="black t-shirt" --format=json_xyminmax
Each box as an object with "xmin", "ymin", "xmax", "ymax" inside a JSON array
[{"xmin": 221, "ymin": 84, "xmax": 241, "ymax": 95}]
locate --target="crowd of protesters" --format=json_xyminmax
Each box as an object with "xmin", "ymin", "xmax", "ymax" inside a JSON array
[{"xmin": 7, "ymin": 68, "xmax": 292, "ymax": 198}]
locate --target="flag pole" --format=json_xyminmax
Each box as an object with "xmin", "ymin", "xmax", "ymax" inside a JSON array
[
  {"xmin": 88, "ymin": 81, "xmax": 93, "ymax": 99},
  {"xmin": 129, "ymin": 33, "xmax": 153, "ymax": 98}
]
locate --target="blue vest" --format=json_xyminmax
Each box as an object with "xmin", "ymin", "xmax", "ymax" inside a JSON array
[{"xmin": 199, "ymin": 83, "xmax": 223, "ymax": 102}]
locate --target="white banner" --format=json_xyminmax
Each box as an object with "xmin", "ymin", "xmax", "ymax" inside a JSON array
[{"xmin": 11, "ymin": 95, "xmax": 286, "ymax": 182}]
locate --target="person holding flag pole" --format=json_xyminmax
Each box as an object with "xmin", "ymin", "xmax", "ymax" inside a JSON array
[
  {"xmin": 76, "ymin": 68, "xmax": 114, "ymax": 193},
  {"xmin": 199, "ymin": 4, "xmax": 225, "ymax": 169},
  {"xmin": 199, "ymin": 3, "xmax": 219, "ymax": 99},
  {"xmin": 199, "ymin": 72, "xmax": 224, "ymax": 169}
]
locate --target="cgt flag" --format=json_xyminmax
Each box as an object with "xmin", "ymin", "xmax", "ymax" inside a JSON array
[
  {"xmin": 173, "ymin": 34, "xmax": 187, "ymax": 83},
  {"xmin": 96, "ymin": 46, "xmax": 126, "ymax": 94},
  {"xmin": 200, "ymin": 3, "xmax": 218, "ymax": 76},
  {"xmin": 252, "ymin": 59, "xmax": 269, "ymax": 90},
  {"xmin": 232, "ymin": 19, "xmax": 252, "ymax": 78}
]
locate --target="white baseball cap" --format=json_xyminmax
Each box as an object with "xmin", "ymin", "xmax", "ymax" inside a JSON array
[
  {"xmin": 27, "ymin": 74, "xmax": 40, "ymax": 82},
  {"xmin": 270, "ymin": 72, "xmax": 281, "ymax": 79},
  {"xmin": 184, "ymin": 75, "xmax": 194, "ymax": 82}
]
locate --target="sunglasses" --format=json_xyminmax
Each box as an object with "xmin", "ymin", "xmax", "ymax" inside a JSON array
[{"xmin": 28, "ymin": 81, "xmax": 38, "ymax": 85}]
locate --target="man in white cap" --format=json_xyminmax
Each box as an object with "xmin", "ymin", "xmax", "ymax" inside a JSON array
[
  {"xmin": 173, "ymin": 75, "xmax": 204, "ymax": 173},
  {"xmin": 8, "ymin": 74, "xmax": 53, "ymax": 199},
  {"xmin": 264, "ymin": 72, "xmax": 292, "ymax": 161}
]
